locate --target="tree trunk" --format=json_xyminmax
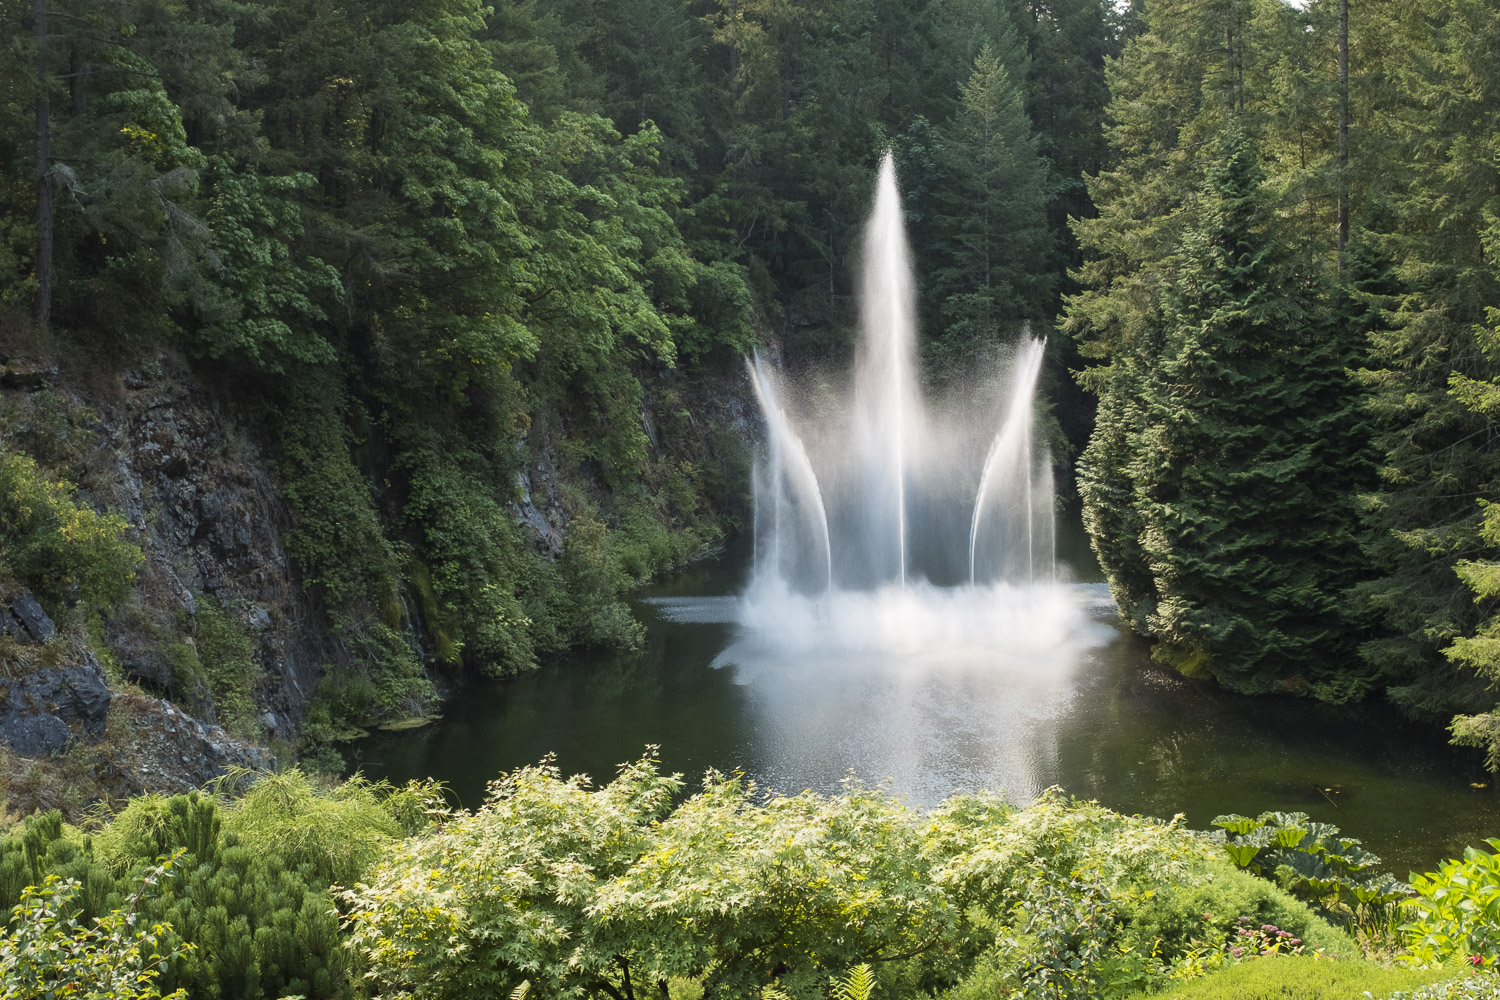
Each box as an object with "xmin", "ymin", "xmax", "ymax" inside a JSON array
[
  {"xmin": 1337, "ymin": 0, "xmax": 1349, "ymax": 267},
  {"xmin": 34, "ymin": 0, "xmax": 52, "ymax": 330},
  {"xmin": 728, "ymin": 0, "xmax": 741, "ymax": 102}
]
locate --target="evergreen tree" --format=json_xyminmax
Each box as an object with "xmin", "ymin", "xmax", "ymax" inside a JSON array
[
  {"xmin": 927, "ymin": 44, "xmax": 1054, "ymax": 376},
  {"xmin": 1103, "ymin": 126, "xmax": 1369, "ymax": 696},
  {"xmin": 1076, "ymin": 352, "xmax": 1156, "ymax": 630},
  {"xmin": 1350, "ymin": 0, "xmax": 1500, "ymax": 723},
  {"xmin": 1432, "ymin": 215, "xmax": 1500, "ymax": 771},
  {"xmin": 1011, "ymin": 0, "xmax": 1117, "ymax": 267}
]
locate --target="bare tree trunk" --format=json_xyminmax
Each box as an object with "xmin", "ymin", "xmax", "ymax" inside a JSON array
[
  {"xmin": 1337, "ymin": 0, "xmax": 1350, "ymax": 268},
  {"xmin": 35, "ymin": 0, "xmax": 52, "ymax": 330},
  {"xmin": 728, "ymin": 0, "xmax": 741, "ymax": 102}
]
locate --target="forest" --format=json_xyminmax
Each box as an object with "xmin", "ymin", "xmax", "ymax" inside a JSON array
[
  {"xmin": 3, "ymin": 0, "xmax": 1499, "ymax": 765},
  {"xmin": 2, "ymin": 0, "xmax": 1495, "ymax": 766},
  {"xmin": 3, "ymin": 0, "xmax": 1500, "ymax": 994}
]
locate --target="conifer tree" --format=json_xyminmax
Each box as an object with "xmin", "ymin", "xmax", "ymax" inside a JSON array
[
  {"xmin": 1120, "ymin": 125, "xmax": 1369, "ymax": 696},
  {"xmin": 928, "ymin": 44, "xmax": 1054, "ymax": 375},
  {"xmin": 1435, "ymin": 211, "xmax": 1500, "ymax": 770},
  {"xmin": 1077, "ymin": 353, "xmax": 1156, "ymax": 631},
  {"xmin": 1348, "ymin": 0, "xmax": 1500, "ymax": 728}
]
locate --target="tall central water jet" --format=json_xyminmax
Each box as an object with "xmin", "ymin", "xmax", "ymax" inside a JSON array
[
  {"xmin": 746, "ymin": 151, "xmax": 1054, "ymax": 608},
  {"xmin": 854, "ymin": 155, "xmax": 922, "ymax": 589}
]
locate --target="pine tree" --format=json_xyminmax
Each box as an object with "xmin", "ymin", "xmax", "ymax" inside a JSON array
[
  {"xmin": 927, "ymin": 44, "xmax": 1054, "ymax": 377},
  {"xmin": 1125, "ymin": 125, "xmax": 1369, "ymax": 696},
  {"xmin": 1350, "ymin": 0, "xmax": 1500, "ymax": 722}
]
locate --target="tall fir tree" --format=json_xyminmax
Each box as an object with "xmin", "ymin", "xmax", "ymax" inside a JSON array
[
  {"xmin": 1350, "ymin": 0, "xmax": 1500, "ymax": 724},
  {"xmin": 927, "ymin": 43, "xmax": 1054, "ymax": 377},
  {"xmin": 1089, "ymin": 125, "xmax": 1370, "ymax": 697}
]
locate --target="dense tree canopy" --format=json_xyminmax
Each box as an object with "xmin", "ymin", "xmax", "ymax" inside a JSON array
[
  {"xmin": 1068, "ymin": 0, "xmax": 1500, "ymax": 766},
  {"xmin": 4, "ymin": 0, "xmax": 1500, "ymax": 770}
]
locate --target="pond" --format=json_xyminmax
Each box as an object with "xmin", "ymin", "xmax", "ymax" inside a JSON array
[{"xmin": 346, "ymin": 527, "xmax": 1500, "ymax": 876}]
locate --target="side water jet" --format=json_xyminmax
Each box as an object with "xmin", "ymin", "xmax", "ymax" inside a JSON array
[
  {"xmin": 748, "ymin": 352, "xmax": 834, "ymax": 593},
  {"xmin": 743, "ymin": 151, "xmax": 1067, "ymax": 661},
  {"xmin": 969, "ymin": 335, "xmax": 1051, "ymax": 585}
]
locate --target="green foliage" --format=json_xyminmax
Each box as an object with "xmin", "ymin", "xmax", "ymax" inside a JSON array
[
  {"xmin": 556, "ymin": 513, "xmax": 644, "ymax": 650},
  {"xmin": 936, "ymin": 789, "xmax": 1354, "ymax": 999},
  {"xmin": 764, "ymin": 964, "xmax": 878, "ymax": 1000},
  {"xmin": 1009, "ymin": 864, "xmax": 1118, "ymax": 998},
  {"xmin": 343, "ymin": 756, "xmax": 1356, "ymax": 1000},
  {"xmin": 216, "ymin": 768, "xmax": 418, "ymax": 888},
  {"xmin": 341, "ymin": 752, "xmax": 683, "ymax": 1000},
  {"xmin": 1210, "ymin": 812, "xmax": 1410, "ymax": 922},
  {"xmin": 0, "ymin": 859, "xmax": 191, "ymax": 1000},
  {"xmin": 0, "ymin": 389, "xmax": 96, "ymax": 476},
  {"xmin": 6, "ymin": 775, "xmax": 440, "ymax": 1000},
  {"xmin": 179, "ymin": 159, "xmax": 340, "ymax": 371},
  {"xmin": 272, "ymin": 373, "xmax": 402, "ymax": 615},
  {"xmin": 1344, "ymin": 0, "xmax": 1500, "ymax": 727},
  {"xmin": 183, "ymin": 595, "xmax": 260, "ymax": 738},
  {"xmin": 927, "ymin": 43, "xmax": 1055, "ymax": 377},
  {"xmin": 1389, "ymin": 974, "xmax": 1500, "ymax": 1000},
  {"xmin": 1076, "ymin": 125, "xmax": 1370, "ymax": 696},
  {"xmin": 1400, "ymin": 839, "xmax": 1500, "ymax": 969},
  {"xmin": 1117, "ymin": 954, "xmax": 1464, "ymax": 1000},
  {"xmin": 0, "ymin": 448, "xmax": 141, "ymax": 609},
  {"xmin": 1439, "ymin": 215, "xmax": 1500, "ymax": 769}
]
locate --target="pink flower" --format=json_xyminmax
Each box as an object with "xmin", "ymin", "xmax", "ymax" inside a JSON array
[{"xmin": 1230, "ymin": 947, "xmax": 1244, "ymax": 958}]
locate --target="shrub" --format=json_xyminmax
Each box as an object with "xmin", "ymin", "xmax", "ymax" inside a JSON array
[
  {"xmin": 1401, "ymin": 839, "xmax": 1500, "ymax": 968},
  {"xmin": 930, "ymin": 791, "xmax": 1356, "ymax": 999},
  {"xmin": 0, "ymin": 448, "xmax": 141, "ymax": 607},
  {"xmin": 1114, "ymin": 954, "xmax": 1458, "ymax": 1000},
  {"xmin": 1208, "ymin": 811, "xmax": 1411, "ymax": 923},
  {"xmin": 217, "ymin": 768, "xmax": 421, "ymax": 886},
  {"xmin": 4, "ymin": 775, "xmax": 439, "ymax": 1000},
  {"xmin": 1389, "ymin": 973, "xmax": 1500, "ymax": 999},
  {"xmin": 0, "ymin": 860, "xmax": 191, "ymax": 1000}
]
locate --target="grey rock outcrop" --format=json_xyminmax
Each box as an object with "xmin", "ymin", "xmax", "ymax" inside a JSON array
[
  {"xmin": 119, "ymin": 696, "xmax": 274, "ymax": 790},
  {"xmin": 9, "ymin": 592, "xmax": 56, "ymax": 643},
  {"xmin": 99, "ymin": 352, "xmax": 321, "ymax": 741},
  {"xmin": 0, "ymin": 654, "xmax": 112, "ymax": 757}
]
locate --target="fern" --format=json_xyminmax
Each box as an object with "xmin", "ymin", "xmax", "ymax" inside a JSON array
[{"xmin": 832, "ymin": 965, "xmax": 877, "ymax": 1000}]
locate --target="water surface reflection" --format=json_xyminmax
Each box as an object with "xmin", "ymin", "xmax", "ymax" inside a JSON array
[{"xmin": 348, "ymin": 544, "xmax": 1500, "ymax": 874}]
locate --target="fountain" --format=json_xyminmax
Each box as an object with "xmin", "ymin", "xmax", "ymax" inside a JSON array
[
  {"xmin": 746, "ymin": 152, "xmax": 1056, "ymax": 607},
  {"xmin": 722, "ymin": 149, "xmax": 1094, "ymax": 796}
]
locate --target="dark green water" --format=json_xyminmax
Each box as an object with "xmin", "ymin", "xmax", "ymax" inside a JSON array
[{"xmin": 348, "ymin": 531, "xmax": 1500, "ymax": 876}]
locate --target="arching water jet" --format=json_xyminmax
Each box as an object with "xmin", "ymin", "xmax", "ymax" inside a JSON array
[
  {"xmin": 748, "ymin": 353, "xmax": 834, "ymax": 593},
  {"xmin": 969, "ymin": 336, "xmax": 1052, "ymax": 585}
]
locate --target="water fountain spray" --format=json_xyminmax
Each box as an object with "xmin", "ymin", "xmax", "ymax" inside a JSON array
[{"xmin": 747, "ymin": 151, "xmax": 1052, "ymax": 600}]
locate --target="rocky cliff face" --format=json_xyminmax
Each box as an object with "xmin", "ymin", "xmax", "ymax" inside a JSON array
[
  {"xmin": 99, "ymin": 354, "xmax": 322, "ymax": 741},
  {"xmin": 1, "ymin": 349, "xmax": 306, "ymax": 811},
  {"xmin": 0, "ymin": 337, "xmax": 757, "ymax": 817}
]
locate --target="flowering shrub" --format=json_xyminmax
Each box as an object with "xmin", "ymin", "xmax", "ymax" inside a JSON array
[{"xmin": 1228, "ymin": 918, "xmax": 1308, "ymax": 960}]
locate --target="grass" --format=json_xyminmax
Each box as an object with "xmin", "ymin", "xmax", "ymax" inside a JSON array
[{"xmin": 1124, "ymin": 955, "xmax": 1463, "ymax": 1000}]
